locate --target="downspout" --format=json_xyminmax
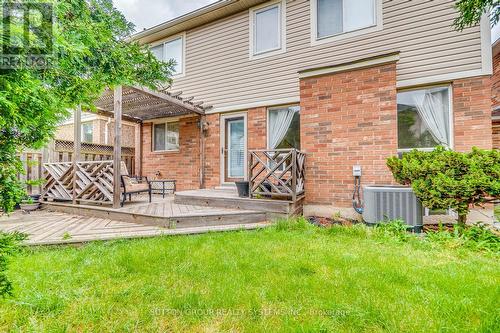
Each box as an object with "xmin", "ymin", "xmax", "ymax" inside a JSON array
[
  {"xmin": 199, "ymin": 115, "xmax": 206, "ymax": 189},
  {"xmin": 104, "ymin": 118, "xmax": 112, "ymax": 145}
]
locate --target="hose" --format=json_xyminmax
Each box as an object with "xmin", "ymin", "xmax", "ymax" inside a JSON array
[{"xmin": 352, "ymin": 176, "xmax": 364, "ymax": 214}]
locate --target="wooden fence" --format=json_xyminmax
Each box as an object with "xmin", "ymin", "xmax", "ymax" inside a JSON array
[
  {"xmin": 42, "ymin": 160, "xmax": 114, "ymax": 204},
  {"xmin": 248, "ymin": 148, "xmax": 305, "ymax": 202},
  {"xmin": 19, "ymin": 140, "xmax": 135, "ymax": 195}
]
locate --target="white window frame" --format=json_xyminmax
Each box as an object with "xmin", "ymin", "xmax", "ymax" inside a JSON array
[
  {"xmin": 266, "ymin": 105, "xmax": 300, "ymax": 172},
  {"xmin": 249, "ymin": 0, "xmax": 286, "ymax": 60},
  {"xmin": 150, "ymin": 32, "xmax": 186, "ymax": 78},
  {"xmin": 152, "ymin": 120, "xmax": 180, "ymax": 153},
  {"xmin": 266, "ymin": 104, "xmax": 300, "ymax": 150},
  {"xmin": 310, "ymin": 0, "xmax": 383, "ymax": 46},
  {"xmin": 81, "ymin": 122, "xmax": 93, "ymax": 143},
  {"xmin": 396, "ymin": 84, "xmax": 454, "ymax": 153}
]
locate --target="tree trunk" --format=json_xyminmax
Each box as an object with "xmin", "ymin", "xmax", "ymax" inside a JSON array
[{"xmin": 457, "ymin": 214, "xmax": 467, "ymax": 227}]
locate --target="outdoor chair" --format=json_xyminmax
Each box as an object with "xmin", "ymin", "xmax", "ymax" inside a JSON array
[{"xmin": 120, "ymin": 161, "xmax": 152, "ymax": 207}]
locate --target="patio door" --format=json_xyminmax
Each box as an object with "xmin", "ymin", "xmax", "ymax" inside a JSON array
[{"xmin": 221, "ymin": 114, "xmax": 247, "ymax": 183}]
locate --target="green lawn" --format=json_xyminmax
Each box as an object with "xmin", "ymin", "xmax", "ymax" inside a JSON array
[{"xmin": 1, "ymin": 221, "xmax": 499, "ymax": 332}]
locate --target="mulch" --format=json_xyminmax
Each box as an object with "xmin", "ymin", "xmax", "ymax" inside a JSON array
[
  {"xmin": 307, "ymin": 216, "xmax": 457, "ymax": 234},
  {"xmin": 307, "ymin": 216, "xmax": 360, "ymax": 228}
]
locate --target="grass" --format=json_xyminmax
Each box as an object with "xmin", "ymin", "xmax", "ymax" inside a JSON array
[{"xmin": 0, "ymin": 220, "xmax": 499, "ymax": 332}]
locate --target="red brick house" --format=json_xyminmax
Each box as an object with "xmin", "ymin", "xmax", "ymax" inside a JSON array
[{"xmin": 121, "ymin": 0, "xmax": 494, "ymax": 218}]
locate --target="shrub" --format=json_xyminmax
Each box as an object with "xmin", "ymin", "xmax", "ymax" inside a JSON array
[
  {"xmin": 0, "ymin": 232, "xmax": 27, "ymax": 297},
  {"xmin": 387, "ymin": 147, "xmax": 500, "ymax": 226}
]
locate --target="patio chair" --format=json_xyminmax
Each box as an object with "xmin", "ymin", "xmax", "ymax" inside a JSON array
[{"xmin": 120, "ymin": 161, "xmax": 152, "ymax": 207}]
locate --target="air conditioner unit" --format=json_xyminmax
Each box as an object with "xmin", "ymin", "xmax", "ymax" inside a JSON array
[{"xmin": 363, "ymin": 185, "xmax": 423, "ymax": 232}]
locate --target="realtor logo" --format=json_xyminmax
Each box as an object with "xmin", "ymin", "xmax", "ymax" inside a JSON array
[{"xmin": 1, "ymin": 1, "xmax": 53, "ymax": 68}]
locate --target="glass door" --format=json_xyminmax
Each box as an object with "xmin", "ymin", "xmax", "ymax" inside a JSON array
[{"xmin": 225, "ymin": 117, "xmax": 245, "ymax": 182}]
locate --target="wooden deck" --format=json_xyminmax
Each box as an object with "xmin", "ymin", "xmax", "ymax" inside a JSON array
[{"xmin": 0, "ymin": 210, "xmax": 267, "ymax": 246}]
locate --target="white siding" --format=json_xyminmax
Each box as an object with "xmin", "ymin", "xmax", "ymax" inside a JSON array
[{"xmin": 160, "ymin": 0, "xmax": 485, "ymax": 112}]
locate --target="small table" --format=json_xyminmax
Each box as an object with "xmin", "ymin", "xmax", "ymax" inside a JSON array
[{"xmin": 149, "ymin": 179, "xmax": 176, "ymax": 198}]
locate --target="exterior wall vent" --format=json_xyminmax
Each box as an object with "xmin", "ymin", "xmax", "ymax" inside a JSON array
[{"xmin": 363, "ymin": 186, "xmax": 423, "ymax": 231}]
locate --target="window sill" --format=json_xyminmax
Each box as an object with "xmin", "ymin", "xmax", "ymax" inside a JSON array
[
  {"xmin": 151, "ymin": 150, "xmax": 180, "ymax": 154},
  {"xmin": 250, "ymin": 46, "xmax": 285, "ymax": 60}
]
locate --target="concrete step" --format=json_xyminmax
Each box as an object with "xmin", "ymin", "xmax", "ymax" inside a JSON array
[{"xmin": 175, "ymin": 189, "xmax": 303, "ymax": 215}]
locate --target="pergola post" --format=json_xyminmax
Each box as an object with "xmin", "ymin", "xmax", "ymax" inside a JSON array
[
  {"xmin": 72, "ymin": 105, "xmax": 82, "ymax": 204},
  {"xmin": 113, "ymin": 86, "xmax": 122, "ymax": 208},
  {"xmin": 134, "ymin": 123, "xmax": 142, "ymax": 176}
]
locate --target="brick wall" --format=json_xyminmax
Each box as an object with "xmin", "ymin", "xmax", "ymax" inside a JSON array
[
  {"xmin": 55, "ymin": 124, "xmax": 74, "ymax": 141},
  {"xmin": 492, "ymin": 51, "xmax": 500, "ymax": 110},
  {"xmin": 494, "ymin": 121, "xmax": 500, "ymax": 149},
  {"xmin": 141, "ymin": 116, "xmax": 201, "ymax": 191},
  {"xmin": 453, "ymin": 76, "xmax": 492, "ymax": 151},
  {"xmin": 54, "ymin": 119, "xmax": 136, "ymax": 147},
  {"xmin": 492, "ymin": 48, "xmax": 500, "ymax": 150},
  {"xmin": 203, "ymin": 114, "xmax": 220, "ymax": 188},
  {"xmin": 300, "ymin": 63, "xmax": 398, "ymax": 209}
]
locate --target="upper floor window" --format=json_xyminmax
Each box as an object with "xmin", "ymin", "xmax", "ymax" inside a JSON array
[
  {"xmin": 250, "ymin": 1, "xmax": 285, "ymax": 59},
  {"xmin": 153, "ymin": 121, "xmax": 179, "ymax": 152},
  {"xmin": 312, "ymin": 0, "xmax": 381, "ymax": 44},
  {"xmin": 81, "ymin": 123, "xmax": 93, "ymax": 143},
  {"xmin": 150, "ymin": 34, "xmax": 185, "ymax": 76},
  {"xmin": 397, "ymin": 86, "xmax": 452, "ymax": 151}
]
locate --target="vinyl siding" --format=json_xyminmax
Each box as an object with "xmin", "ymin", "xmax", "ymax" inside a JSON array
[{"xmin": 161, "ymin": 0, "xmax": 484, "ymax": 111}]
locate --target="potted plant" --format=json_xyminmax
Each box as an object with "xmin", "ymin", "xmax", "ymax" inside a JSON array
[{"xmin": 20, "ymin": 195, "xmax": 40, "ymax": 212}]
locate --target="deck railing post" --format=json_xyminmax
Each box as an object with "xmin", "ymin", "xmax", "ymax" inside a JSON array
[
  {"xmin": 292, "ymin": 149, "xmax": 297, "ymax": 203},
  {"xmin": 248, "ymin": 151, "xmax": 253, "ymax": 198}
]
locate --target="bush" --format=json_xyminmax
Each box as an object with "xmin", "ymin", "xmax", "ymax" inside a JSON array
[
  {"xmin": 387, "ymin": 147, "xmax": 500, "ymax": 226},
  {"xmin": 0, "ymin": 232, "xmax": 27, "ymax": 297}
]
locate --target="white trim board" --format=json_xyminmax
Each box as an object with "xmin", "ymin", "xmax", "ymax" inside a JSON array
[
  {"xmin": 207, "ymin": 97, "xmax": 300, "ymax": 114},
  {"xmin": 298, "ymin": 52, "xmax": 400, "ymax": 79}
]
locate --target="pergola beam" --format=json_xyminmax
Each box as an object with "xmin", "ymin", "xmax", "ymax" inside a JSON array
[{"xmin": 130, "ymin": 86, "xmax": 205, "ymax": 115}]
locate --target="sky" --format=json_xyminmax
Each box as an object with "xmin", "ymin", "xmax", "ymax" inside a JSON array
[
  {"xmin": 114, "ymin": 0, "xmax": 217, "ymax": 32},
  {"xmin": 114, "ymin": 0, "xmax": 500, "ymax": 42}
]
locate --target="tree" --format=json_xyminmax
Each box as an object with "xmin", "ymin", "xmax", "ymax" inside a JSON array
[
  {"xmin": 0, "ymin": 0, "xmax": 174, "ymax": 213},
  {"xmin": 387, "ymin": 147, "xmax": 500, "ymax": 227},
  {"xmin": 454, "ymin": 0, "xmax": 500, "ymax": 31}
]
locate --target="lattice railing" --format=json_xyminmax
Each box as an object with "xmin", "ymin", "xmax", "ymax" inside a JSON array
[
  {"xmin": 248, "ymin": 149, "xmax": 305, "ymax": 202},
  {"xmin": 53, "ymin": 140, "xmax": 135, "ymax": 175},
  {"xmin": 42, "ymin": 160, "xmax": 115, "ymax": 204}
]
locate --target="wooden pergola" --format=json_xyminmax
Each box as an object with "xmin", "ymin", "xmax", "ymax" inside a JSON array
[{"xmin": 70, "ymin": 85, "xmax": 209, "ymax": 208}]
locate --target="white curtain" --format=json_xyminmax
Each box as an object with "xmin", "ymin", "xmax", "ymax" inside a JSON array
[
  {"xmin": 413, "ymin": 89, "xmax": 449, "ymax": 147},
  {"xmin": 269, "ymin": 107, "xmax": 297, "ymax": 149}
]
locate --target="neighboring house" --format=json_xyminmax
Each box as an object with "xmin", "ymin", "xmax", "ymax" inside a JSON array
[
  {"xmin": 56, "ymin": 111, "xmax": 137, "ymax": 147},
  {"xmin": 492, "ymin": 40, "xmax": 500, "ymax": 149},
  {"xmin": 128, "ymin": 0, "xmax": 493, "ymax": 217}
]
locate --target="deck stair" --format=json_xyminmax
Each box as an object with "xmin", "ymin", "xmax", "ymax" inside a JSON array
[{"xmin": 174, "ymin": 189, "xmax": 303, "ymax": 217}]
